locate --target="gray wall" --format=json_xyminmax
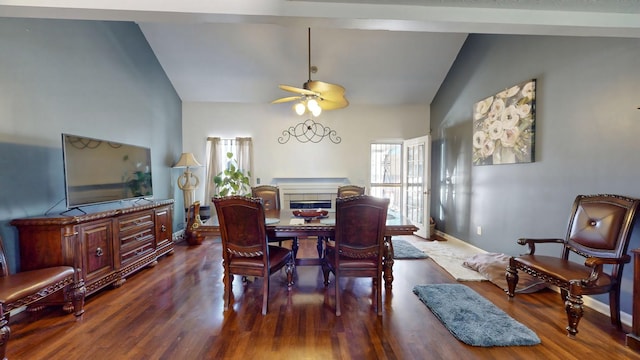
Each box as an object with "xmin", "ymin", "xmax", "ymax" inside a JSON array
[
  {"xmin": 0, "ymin": 18, "xmax": 182, "ymax": 272},
  {"xmin": 431, "ymin": 34, "xmax": 640, "ymax": 314}
]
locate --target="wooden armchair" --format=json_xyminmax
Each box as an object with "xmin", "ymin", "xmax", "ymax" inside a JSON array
[
  {"xmin": 506, "ymin": 194, "xmax": 640, "ymax": 337},
  {"xmin": 337, "ymin": 185, "xmax": 366, "ymax": 198},
  {"xmin": 213, "ymin": 196, "xmax": 294, "ymax": 315},
  {"xmin": 322, "ymin": 195, "xmax": 389, "ymax": 316},
  {"xmin": 0, "ymin": 236, "xmax": 85, "ymax": 359}
]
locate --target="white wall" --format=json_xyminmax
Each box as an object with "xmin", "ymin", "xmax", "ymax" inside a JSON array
[{"xmin": 182, "ymin": 101, "xmax": 429, "ymax": 203}]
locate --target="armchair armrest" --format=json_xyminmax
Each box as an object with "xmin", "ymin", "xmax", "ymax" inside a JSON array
[
  {"xmin": 517, "ymin": 238, "xmax": 564, "ymax": 255},
  {"xmin": 582, "ymin": 255, "xmax": 631, "ymax": 286}
]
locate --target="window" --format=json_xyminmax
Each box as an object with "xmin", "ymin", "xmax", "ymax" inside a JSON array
[
  {"xmin": 370, "ymin": 143, "xmax": 402, "ymax": 212},
  {"xmin": 205, "ymin": 137, "xmax": 253, "ymax": 204}
]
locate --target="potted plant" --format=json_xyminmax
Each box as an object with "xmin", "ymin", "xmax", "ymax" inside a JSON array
[{"xmin": 213, "ymin": 152, "xmax": 251, "ymax": 196}]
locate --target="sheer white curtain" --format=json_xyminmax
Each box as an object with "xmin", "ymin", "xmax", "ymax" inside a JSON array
[
  {"xmin": 205, "ymin": 137, "xmax": 253, "ymax": 205},
  {"xmin": 235, "ymin": 137, "xmax": 253, "ymax": 181},
  {"xmin": 205, "ymin": 137, "xmax": 222, "ymax": 206}
]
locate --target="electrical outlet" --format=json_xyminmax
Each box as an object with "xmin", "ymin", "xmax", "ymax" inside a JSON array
[{"xmin": 476, "ymin": 226, "xmax": 482, "ymax": 236}]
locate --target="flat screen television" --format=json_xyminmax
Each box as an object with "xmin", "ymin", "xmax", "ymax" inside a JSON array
[{"xmin": 62, "ymin": 133, "xmax": 153, "ymax": 208}]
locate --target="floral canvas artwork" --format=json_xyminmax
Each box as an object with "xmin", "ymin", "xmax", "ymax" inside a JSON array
[{"xmin": 472, "ymin": 79, "xmax": 536, "ymax": 166}]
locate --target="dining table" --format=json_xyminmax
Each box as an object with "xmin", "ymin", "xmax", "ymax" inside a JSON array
[{"xmin": 192, "ymin": 208, "xmax": 419, "ymax": 289}]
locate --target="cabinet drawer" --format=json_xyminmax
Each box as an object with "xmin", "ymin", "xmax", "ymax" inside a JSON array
[
  {"xmin": 120, "ymin": 239, "xmax": 155, "ymax": 265},
  {"xmin": 120, "ymin": 227, "xmax": 154, "ymax": 249},
  {"xmin": 118, "ymin": 211, "xmax": 154, "ymax": 233}
]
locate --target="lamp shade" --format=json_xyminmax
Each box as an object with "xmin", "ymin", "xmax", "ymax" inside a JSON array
[{"xmin": 173, "ymin": 153, "xmax": 202, "ymax": 168}]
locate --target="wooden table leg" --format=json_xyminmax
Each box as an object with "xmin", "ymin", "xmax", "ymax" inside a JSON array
[
  {"xmin": 626, "ymin": 249, "xmax": 640, "ymax": 351},
  {"xmin": 384, "ymin": 236, "xmax": 394, "ymax": 289}
]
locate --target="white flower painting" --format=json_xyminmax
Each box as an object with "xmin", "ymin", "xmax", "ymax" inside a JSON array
[{"xmin": 472, "ymin": 79, "xmax": 536, "ymax": 166}]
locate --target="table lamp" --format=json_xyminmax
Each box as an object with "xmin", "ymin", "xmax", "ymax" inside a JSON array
[{"xmin": 173, "ymin": 152, "xmax": 202, "ymax": 209}]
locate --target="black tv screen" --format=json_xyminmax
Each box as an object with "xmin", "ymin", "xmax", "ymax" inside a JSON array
[{"xmin": 62, "ymin": 134, "xmax": 153, "ymax": 208}]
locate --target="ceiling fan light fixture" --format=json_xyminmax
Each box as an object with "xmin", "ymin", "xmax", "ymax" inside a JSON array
[
  {"xmin": 311, "ymin": 105, "xmax": 322, "ymax": 117},
  {"xmin": 307, "ymin": 98, "xmax": 319, "ymax": 111},
  {"xmin": 294, "ymin": 102, "xmax": 307, "ymax": 116}
]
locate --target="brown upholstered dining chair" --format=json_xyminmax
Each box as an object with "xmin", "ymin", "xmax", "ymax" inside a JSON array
[
  {"xmin": 322, "ymin": 195, "xmax": 389, "ymax": 316},
  {"xmin": 0, "ymin": 236, "xmax": 85, "ymax": 359},
  {"xmin": 251, "ymin": 185, "xmax": 281, "ymax": 211},
  {"xmin": 213, "ymin": 196, "xmax": 295, "ymax": 315},
  {"xmin": 506, "ymin": 194, "xmax": 640, "ymax": 338},
  {"xmin": 337, "ymin": 185, "xmax": 366, "ymax": 198},
  {"xmin": 251, "ymin": 185, "xmax": 299, "ymax": 252}
]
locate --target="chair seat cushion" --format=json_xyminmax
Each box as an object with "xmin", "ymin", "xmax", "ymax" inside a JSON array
[
  {"xmin": 230, "ymin": 245, "xmax": 292, "ymax": 270},
  {"xmin": 0, "ymin": 266, "xmax": 74, "ymax": 304},
  {"xmin": 324, "ymin": 247, "xmax": 379, "ymax": 269},
  {"xmin": 515, "ymin": 255, "xmax": 613, "ymax": 290}
]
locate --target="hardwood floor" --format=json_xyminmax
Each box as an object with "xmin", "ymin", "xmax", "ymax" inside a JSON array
[{"xmin": 6, "ymin": 235, "xmax": 640, "ymax": 359}]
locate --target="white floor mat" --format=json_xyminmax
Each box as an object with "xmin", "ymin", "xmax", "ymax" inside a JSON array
[{"xmin": 404, "ymin": 235, "xmax": 487, "ymax": 281}]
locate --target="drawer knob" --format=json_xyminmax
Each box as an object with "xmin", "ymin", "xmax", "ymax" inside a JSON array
[
  {"xmin": 96, "ymin": 247, "xmax": 104, "ymax": 257},
  {"xmin": 160, "ymin": 224, "xmax": 167, "ymax": 232}
]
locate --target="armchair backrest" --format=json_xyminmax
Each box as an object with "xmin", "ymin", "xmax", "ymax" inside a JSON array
[
  {"xmin": 563, "ymin": 194, "xmax": 640, "ymax": 283},
  {"xmin": 0, "ymin": 237, "xmax": 9, "ymax": 278},
  {"xmin": 251, "ymin": 185, "xmax": 281, "ymax": 211},
  {"xmin": 337, "ymin": 185, "xmax": 366, "ymax": 198},
  {"xmin": 334, "ymin": 195, "xmax": 389, "ymax": 259},
  {"xmin": 214, "ymin": 196, "xmax": 268, "ymax": 261}
]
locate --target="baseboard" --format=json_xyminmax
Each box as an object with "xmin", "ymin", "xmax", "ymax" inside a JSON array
[{"xmin": 433, "ymin": 230, "xmax": 632, "ymax": 328}]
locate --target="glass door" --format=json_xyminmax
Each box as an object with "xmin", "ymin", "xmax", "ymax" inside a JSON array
[{"xmin": 403, "ymin": 136, "xmax": 431, "ymax": 238}]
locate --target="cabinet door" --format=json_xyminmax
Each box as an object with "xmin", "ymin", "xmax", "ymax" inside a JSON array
[
  {"xmin": 155, "ymin": 206, "xmax": 173, "ymax": 256},
  {"xmin": 77, "ymin": 219, "xmax": 115, "ymax": 284}
]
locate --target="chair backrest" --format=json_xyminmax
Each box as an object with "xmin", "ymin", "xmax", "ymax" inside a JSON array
[
  {"xmin": 563, "ymin": 194, "xmax": 640, "ymax": 277},
  {"xmin": 214, "ymin": 196, "xmax": 269, "ymax": 260},
  {"xmin": 337, "ymin": 185, "xmax": 366, "ymax": 198},
  {"xmin": 0, "ymin": 237, "xmax": 9, "ymax": 278},
  {"xmin": 251, "ymin": 185, "xmax": 281, "ymax": 211},
  {"xmin": 334, "ymin": 195, "xmax": 389, "ymax": 260}
]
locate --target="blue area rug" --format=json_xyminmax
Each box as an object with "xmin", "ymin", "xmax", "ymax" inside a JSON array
[
  {"xmin": 392, "ymin": 239, "xmax": 428, "ymax": 259},
  {"xmin": 413, "ymin": 284, "xmax": 541, "ymax": 347}
]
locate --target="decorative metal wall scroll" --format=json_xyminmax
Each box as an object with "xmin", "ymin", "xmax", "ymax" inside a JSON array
[{"xmin": 278, "ymin": 118, "xmax": 341, "ymax": 144}]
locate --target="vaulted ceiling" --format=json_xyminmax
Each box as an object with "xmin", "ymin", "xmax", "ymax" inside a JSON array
[{"xmin": 2, "ymin": 1, "xmax": 639, "ymax": 106}]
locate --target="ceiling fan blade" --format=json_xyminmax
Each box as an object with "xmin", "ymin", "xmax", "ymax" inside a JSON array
[
  {"xmin": 318, "ymin": 97, "xmax": 349, "ymax": 111},
  {"xmin": 306, "ymin": 80, "xmax": 345, "ymax": 95},
  {"xmin": 271, "ymin": 96, "xmax": 302, "ymax": 104},
  {"xmin": 278, "ymin": 84, "xmax": 318, "ymax": 96},
  {"xmin": 306, "ymin": 80, "xmax": 348, "ymax": 104}
]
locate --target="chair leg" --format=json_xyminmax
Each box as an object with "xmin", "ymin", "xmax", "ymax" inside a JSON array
[
  {"xmin": 223, "ymin": 268, "xmax": 232, "ymax": 311},
  {"xmin": 262, "ymin": 275, "xmax": 270, "ymax": 315},
  {"xmin": 565, "ymin": 292, "xmax": 584, "ymax": 338},
  {"xmin": 505, "ymin": 264, "xmax": 519, "ymax": 297},
  {"xmin": 0, "ymin": 310, "xmax": 9, "ymax": 360},
  {"xmin": 322, "ymin": 261, "xmax": 330, "ymax": 286},
  {"xmin": 335, "ymin": 271, "xmax": 341, "ymax": 316},
  {"xmin": 560, "ymin": 289, "xmax": 568, "ymax": 303},
  {"xmin": 285, "ymin": 258, "xmax": 295, "ymax": 290},
  {"xmin": 375, "ymin": 276, "xmax": 382, "ymax": 316},
  {"xmin": 609, "ymin": 288, "xmax": 622, "ymax": 329},
  {"xmin": 71, "ymin": 280, "xmax": 86, "ymax": 319},
  {"xmin": 316, "ymin": 237, "xmax": 323, "ymax": 258}
]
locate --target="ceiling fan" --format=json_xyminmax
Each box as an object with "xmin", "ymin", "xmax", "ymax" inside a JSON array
[{"xmin": 272, "ymin": 28, "xmax": 349, "ymax": 116}]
